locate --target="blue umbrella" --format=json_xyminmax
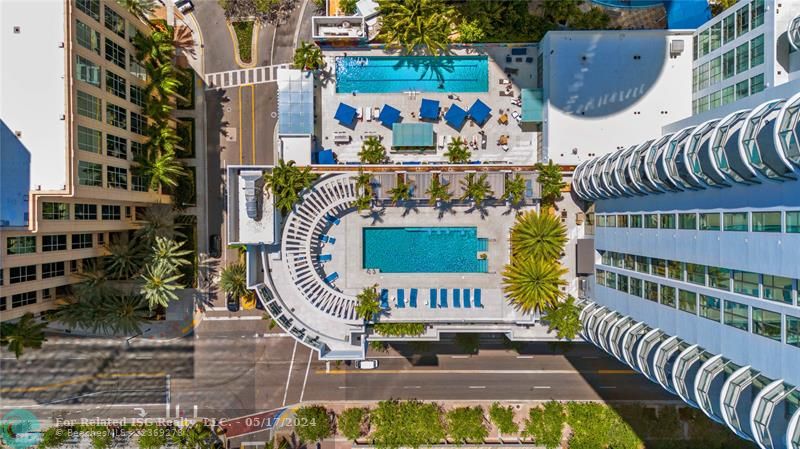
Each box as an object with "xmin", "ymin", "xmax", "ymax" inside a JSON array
[
  {"xmin": 444, "ymin": 104, "xmax": 467, "ymax": 130},
  {"xmin": 334, "ymin": 103, "xmax": 357, "ymax": 126},
  {"xmin": 419, "ymin": 99, "xmax": 440, "ymax": 120},
  {"xmin": 378, "ymin": 104, "xmax": 401, "ymax": 127},
  {"xmin": 468, "ymin": 99, "xmax": 491, "ymax": 126}
]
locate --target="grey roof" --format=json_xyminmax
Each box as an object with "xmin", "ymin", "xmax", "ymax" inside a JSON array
[{"xmin": 278, "ymin": 69, "xmax": 314, "ymax": 135}]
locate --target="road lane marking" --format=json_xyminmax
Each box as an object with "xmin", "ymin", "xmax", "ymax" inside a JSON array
[
  {"xmin": 338, "ymin": 386, "xmax": 354, "ymax": 390},
  {"xmin": 299, "ymin": 349, "xmax": 313, "ymax": 403},
  {"xmin": 316, "ymin": 369, "xmax": 636, "ymax": 375},
  {"xmin": 238, "ymin": 86, "xmax": 243, "ymax": 164},
  {"xmin": 0, "ymin": 372, "xmax": 166, "ymax": 393},
  {"xmin": 403, "ymin": 386, "xmax": 421, "ymax": 389},
  {"xmin": 533, "ymin": 386, "xmax": 551, "ymax": 389},
  {"xmin": 282, "ymin": 340, "xmax": 298, "ymax": 406},
  {"xmin": 468, "ymin": 386, "xmax": 486, "ymax": 389},
  {"xmin": 599, "ymin": 386, "xmax": 618, "ymax": 389},
  {"xmin": 450, "ymin": 355, "xmax": 470, "ymax": 359},
  {"xmin": 516, "ymin": 355, "xmax": 534, "ymax": 359}
]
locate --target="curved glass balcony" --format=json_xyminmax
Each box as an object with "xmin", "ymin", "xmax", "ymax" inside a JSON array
[
  {"xmin": 622, "ymin": 322, "xmax": 650, "ymax": 370},
  {"xmin": 653, "ymin": 336, "xmax": 683, "ymax": 394},
  {"xmin": 607, "ymin": 315, "xmax": 634, "ymax": 362},
  {"xmin": 741, "ymin": 100, "xmax": 795, "ymax": 180},
  {"xmin": 686, "ymin": 119, "xmax": 727, "ymax": 187},
  {"xmin": 709, "ymin": 110, "xmax": 756, "ymax": 184},
  {"xmin": 672, "ymin": 344, "xmax": 705, "ymax": 407},
  {"xmin": 695, "ymin": 355, "xmax": 736, "ymax": 424},
  {"xmin": 776, "ymin": 92, "xmax": 800, "ymax": 167}
]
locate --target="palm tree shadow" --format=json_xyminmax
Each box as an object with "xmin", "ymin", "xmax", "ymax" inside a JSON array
[
  {"xmin": 401, "ymin": 202, "xmax": 419, "ymax": 217},
  {"xmin": 435, "ymin": 202, "xmax": 457, "ymax": 219},
  {"xmin": 365, "ymin": 207, "xmax": 386, "ymax": 225},
  {"xmin": 318, "ymin": 68, "xmax": 334, "ymax": 87},
  {"xmin": 466, "ymin": 203, "xmax": 491, "ymax": 219},
  {"xmin": 502, "ymin": 202, "xmax": 524, "ymax": 216}
]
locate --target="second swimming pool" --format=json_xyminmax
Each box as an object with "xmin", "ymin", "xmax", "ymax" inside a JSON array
[
  {"xmin": 335, "ymin": 56, "xmax": 489, "ymax": 94},
  {"xmin": 362, "ymin": 227, "xmax": 488, "ymax": 273}
]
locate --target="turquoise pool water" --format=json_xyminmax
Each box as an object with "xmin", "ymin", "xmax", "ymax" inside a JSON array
[
  {"xmin": 592, "ymin": 0, "xmax": 662, "ymax": 7},
  {"xmin": 336, "ymin": 56, "xmax": 489, "ymax": 94},
  {"xmin": 362, "ymin": 227, "xmax": 485, "ymax": 273}
]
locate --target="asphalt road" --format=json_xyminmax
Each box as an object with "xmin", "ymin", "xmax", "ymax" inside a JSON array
[{"xmin": 0, "ymin": 320, "xmax": 675, "ymax": 424}]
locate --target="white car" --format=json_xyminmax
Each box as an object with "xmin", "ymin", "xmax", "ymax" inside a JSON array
[
  {"xmin": 173, "ymin": 0, "xmax": 194, "ymax": 14},
  {"xmin": 356, "ymin": 359, "xmax": 379, "ymax": 370}
]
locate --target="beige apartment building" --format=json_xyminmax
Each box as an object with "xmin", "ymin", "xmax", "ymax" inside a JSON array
[{"xmin": 0, "ymin": 0, "xmax": 169, "ymax": 321}]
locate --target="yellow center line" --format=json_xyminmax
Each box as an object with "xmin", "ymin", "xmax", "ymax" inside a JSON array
[
  {"xmin": 238, "ymin": 85, "xmax": 243, "ymax": 164},
  {"xmin": 315, "ymin": 369, "xmax": 636, "ymax": 375},
  {"xmin": 251, "ymin": 84, "xmax": 256, "ymax": 164},
  {"xmin": 1, "ymin": 372, "xmax": 166, "ymax": 393}
]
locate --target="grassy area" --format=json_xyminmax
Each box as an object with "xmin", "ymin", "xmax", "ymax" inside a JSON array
[
  {"xmin": 232, "ymin": 21, "xmax": 254, "ymax": 64},
  {"xmin": 176, "ymin": 118, "xmax": 195, "ymax": 158}
]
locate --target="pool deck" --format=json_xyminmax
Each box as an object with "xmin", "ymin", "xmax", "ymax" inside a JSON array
[
  {"xmin": 319, "ymin": 46, "xmax": 541, "ymax": 165},
  {"xmin": 316, "ymin": 202, "xmax": 534, "ymax": 323}
]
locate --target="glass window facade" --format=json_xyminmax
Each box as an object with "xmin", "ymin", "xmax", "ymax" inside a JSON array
[
  {"xmin": 106, "ymin": 70, "xmax": 126, "ymax": 99},
  {"xmin": 644, "ymin": 281, "xmax": 659, "ymax": 302},
  {"xmin": 74, "ymin": 204, "xmax": 98, "ymax": 220},
  {"xmin": 679, "ymin": 213, "xmax": 697, "ymax": 230},
  {"xmin": 660, "ymin": 213, "xmax": 676, "ymax": 229},
  {"xmin": 78, "ymin": 161, "xmax": 102, "ymax": 187},
  {"xmin": 668, "ymin": 260, "xmax": 684, "ymax": 281},
  {"xmin": 7, "ymin": 237, "xmax": 36, "ymax": 255},
  {"xmin": 709, "ymin": 266, "xmax": 731, "ymax": 291},
  {"xmin": 660, "ymin": 285, "xmax": 676, "ymax": 308},
  {"xmin": 76, "ymin": 20, "xmax": 100, "ymax": 54},
  {"xmin": 102, "ymin": 205, "xmax": 121, "ymax": 220},
  {"xmin": 679, "ymin": 290, "xmax": 697, "ymax": 314},
  {"xmin": 77, "ymin": 126, "xmax": 102, "ymax": 153},
  {"xmin": 72, "ymin": 233, "xmax": 93, "ymax": 249},
  {"xmin": 700, "ymin": 212, "xmax": 721, "ymax": 230},
  {"xmin": 724, "ymin": 212, "xmax": 748, "ymax": 231},
  {"xmin": 686, "ymin": 263, "xmax": 705, "ymax": 285},
  {"xmin": 750, "ymin": 34, "xmax": 764, "ymax": 67},
  {"xmin": 762, "ymin": 275, "xmax": 793, "ymax": 304},
  {"xmin": 700, "ymin": 295, "xmax": 721, "ymax": 322},
  {"xmin": 104, "ymin": 6, "xmax": 125, "ymax": 38},
  {"xmin": 652, "ymin": 258, "xmax": 667, "ymax": 277},
  {"xmin": 751, "ymin": 211, "xmax": 781, "ymax": 232},
  {"xmin": 787, "ymin": 212, "xmax": 800, "ymax": 233},
  {"xmin": 635, "ymin": 256, "xmax": 649, "ymax": 274},
  {"xmin": 752, "ymin": 308, "xmax": 781, "ymax": 341},
  {"xmin": 750, "ymin": 73, "xmax": 765, "ymax": 95},
  {"xmin": 630, "ymin": 214, "xmax": 642, "ymax": 228},
  {"xmin": 733, "ymin": 270, "xmax": 759, "ymax": 297},
  {"xmin": 645, "ymin": 214, "xmax": 658, "ymax": 228},
  {"xmin": 104, "ymin": 38, "xmax": 126, "ymax": 69},
  {"xmin": 629, "ymin": 277, "xmax": 643, "ymax": 297},
  {"xmin": 106, "ymin": 134, "xmax": 127, "ymax": 159},
  {"xmin": 724, "ymin": 300, "xmax": 749, "ymax": 331},
  {"xmin": 107, "ymin": 166, "xmax": 128, "ymax": 189},
  {"xmin": 77, "ymin": 90, "xmax": 102, "ymax": 121},
  {"xmin": 42, "ymin": 202, "xmax": 69, "ymax": 220},
  {"xmin": 77, "ymin": 0, "xmax": 100, "ymax": 20},
  {"xmin": 106, "ymin": 103, "xmax": 127, "ymax": 129},
  {"xmin": 787, "ymin": 316, "xmax": 800, "ymax": 348},
  {"xmin": 42, "ymin": 235, "xmax": 67, "ymax": 251}
]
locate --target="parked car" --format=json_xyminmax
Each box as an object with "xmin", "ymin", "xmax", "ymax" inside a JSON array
[
  {"xmin": 356, "ymin": 359, "xmax": 379, "ymax": 370},
  {"xmin": 173, "ymin": 0, "xmax": 194, "ymax": 14},
  {"xmin": 226, "ymin": 293, "xmax": 240, "ymax": 312},
  {"xmin": 209, "ymin": 234, "xmax": 221, "ymax": 258}
]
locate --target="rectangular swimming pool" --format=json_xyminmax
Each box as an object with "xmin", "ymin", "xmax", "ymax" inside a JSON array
[
  {"xmin": 336, "ymin": 56, "xmax": 489, "ymax": 94},
  {"xmin": 362, "ymin": 227, "xmax": 487, "ymax": 273}
]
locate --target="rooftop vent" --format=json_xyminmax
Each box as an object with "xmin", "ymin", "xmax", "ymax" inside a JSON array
[
  {"xmin": 13, "ymin": 26, "xmax": 21, "ymax": 34},
  {"xmin": 669, "ymin": 39, "xmax": 685, "ymax": 56}
]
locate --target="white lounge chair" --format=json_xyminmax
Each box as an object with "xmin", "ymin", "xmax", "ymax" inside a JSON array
[
  {"xmin": 438, "ymin": 134, "xmax": 446, "ymax": 149},
  {"xmin": 357, "ymin": 107, "xmax": 363, "ymax": 121},
  {"xmin": 365, "ymin": 107, "xmax": 372, "ymax": 122}
]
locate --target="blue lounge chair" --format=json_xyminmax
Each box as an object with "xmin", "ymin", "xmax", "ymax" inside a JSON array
[
  {"xmin": 319, "ymin": 234, "xmax": 336, "ymax": 244},
  {"xmin": 397, "ymin": 289, "xmax": 405, "ymax": 308},
  {"xmin": 429, "ymin": 289, "xmax": 437, "ymax": 308},
  {"xmin": 318, "ymin": 254, "xmax": 332, "ymax": 263},
  {"xmin": 325, "ymin": 214, "xmax": 341, "ymax": 225},
  {"xmin": 439, "ymin": 288, "xmax": 448, "ymax": 308},
  {"xmin": 463, "ymin": 289, "xmax": 471, "ymax": 308},
  {"xmin": 453, "ymin": 289, "xmax": 461, "ymax": 308},
  {"xmin": 380, "ymin": 289, "xmax": 389, "ymax": 309},
  {"xmin": 324, "ymin": 272, "xmax": 339, "ymax": 284},
  {"xmin": 409, "ymin": 289, "xmax": 418, "ymax": 308},
  {"xmin": 474, "ymin": 289, "xmax": 482, "ymax": 307}
]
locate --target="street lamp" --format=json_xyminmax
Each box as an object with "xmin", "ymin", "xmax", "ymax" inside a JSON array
[{"xmin": 125, "ymin": 328, "xmax": 152, "ymax": 346}]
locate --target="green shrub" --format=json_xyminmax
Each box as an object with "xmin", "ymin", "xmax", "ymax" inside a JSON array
[
  {"xmin": 565, "ymin": 402, "xmax": 642, "ymax": 449},
  {"xmin": 38, "ymin": 427, "xmax": 70, "ymax": 448},
  {"xmin": 293, "ymin": 405, "xmax": 332, "ymax": 443},
  {"xmin": 445, "ymin": 406, "xmax": 487, "ymax": 444},
  {"xmin": 488, "ymin": 402, "xmax": 518, "ymax": 435},
  {"xmin": 371, "ymin": 399, "xmax": 445, "ymax": 449},
  {"xmin": 339, "ymin": 0, "xmax": 357, "ymax": 14},
  {"xmin": 87, "ymin": 427, "xmax": 113, "ymax": 449},
  {"xmin": 373, "ymin": 323, "xmax": 426, "ymax": 337},
  {"xmin": 137, "ymin": 424, "xmax": 167, "ymax": 449},
  {"xmin": 232, "ymin": 21, "xmax": 254, "ymax": 63},
  {"xmin": 523, "ymin": 401, "xmax": 564, "ymax": 449},
  {"xmin": 338, "ymin": 408, "xmax": 367, "ymax": 441}
]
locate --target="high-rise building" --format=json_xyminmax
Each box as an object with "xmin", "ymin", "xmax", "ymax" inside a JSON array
[
  {"xmin": 0, "ymin": 0, "xmax": 167, "ymax": 321},
  {"xmin": 571, "ymin": 1, "xmax": 800, "ymax": 446}
]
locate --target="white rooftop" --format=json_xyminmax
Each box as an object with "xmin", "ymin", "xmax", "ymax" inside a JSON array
[
  {"xmin": 541, "ymin": 30, "xmax": 694, "ymax": 166},
  {"xmin": 0, "ymin": 0, "xmax": 67, "ymax": 192}
]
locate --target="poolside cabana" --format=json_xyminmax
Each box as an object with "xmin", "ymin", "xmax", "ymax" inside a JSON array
[
  {"xmin": 444, "ymin": 104, "xmax": 467, "ymax": 130},
  {"xmin": 419, "ymin": 99, "xmax": 440, "ymax": 121},
  {"xmin": 392, "ymin": 123, "xmax": 435, "ymax": 148},
  {"xmin": 335, "ymin": 102, "xmax": 358, "ymax": 126},
  {"xmin": 468, "ymin": 99, "xmax": 491, "ymax": 126},
  {"xmin": 317, "ymin": 149, "xmax": 335, "ymax": 164},
  {"xmin": 378, "ymin": 104, "xmax": 402, "ymax": 128}
]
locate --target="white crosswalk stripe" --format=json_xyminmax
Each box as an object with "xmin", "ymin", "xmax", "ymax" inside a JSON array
[{"xmin": 204, "ymin": 64, "xmax": 292, "ymax": 89}]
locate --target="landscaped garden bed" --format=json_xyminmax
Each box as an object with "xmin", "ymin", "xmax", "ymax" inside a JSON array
[{"xmin": 232, "ymin": 21, "xmax": 254, "ymax": 64}]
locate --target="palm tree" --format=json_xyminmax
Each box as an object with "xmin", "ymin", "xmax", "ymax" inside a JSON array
[
  {"xmin": 133, "ymin": 29, "xmax": 175, "ymax": 66},
  {"xmin": 99, "ymin": 295, "xmax": 152, "ymax": 335},
  {"xmin": 358, "ymin": 137, "xmax": 387, "ymax": 164},
  {"xmin": 135, "ymin": 151, "xmax": 185, "ymax": 192},
  {"xmin": 53, "ymin": 298, "xmax": 100, "ymax": 332},
  {"xmin": 355, "ymin": 285, "xmax": 382, "ymax": 322},
  {"xmin": 171, "ymin": 423, "xmax": 213, "ymax": 449},
  {"xmin": 535, "ymin": 160, "xmax": 565, "ymax": 207},
  {"xmin": 352, "ymin": 169, "xmax": 373, "ymax": 196},
  {"xmin": 376, "ymin": 0, "xmax": 454, "ymax": 55},
  {"xmin": 140, "ymin": 262, "xmax": 182, "ymax": 309},
  {"xmin": 105, "ymin": 233, "xmax": 144, "ymax": 279},
  {"xmin": 71, "ymin": 261, "xmax": 119, "ymax": 303},
  {"xmin": 151, "ymin": 236, "xmax": 191, "ymax": 269},
  {"xmin": 510, "ymin": 211, "xmax": 567, "ymax": 261},
  {"xmin": 293, "ymin": 41, "xmax": 325, "ymax": 71},
  {"xmin": 116, "ymin": 0, "xmax": 156, "ymax": 21},
  {"xmin": 0, "ymin": 313, "xmax": 47, "ymax": 359},
  {"xmin": 354, "ymin": 194, "xmax": 373, "ymax": 213},
  {"xmin": 502, "ymin": 257, "xmax": 567, "ymax": 314},
  {"xmin": 145, "ymin": 62, "xmax": 183, "ymax": 100},
  {"xmin": 263, "ymin": 160, "xmax": 318, "ymax": 214},
  {"xmin": 460, "ymin": 173, "xmax": 493, "ymax": 206},
  {"xmin": 220, "ymin": 263, "xmax": 248, "ymax": 299},
  {"xmin": 144, "ymin": 98, "xmax": 174, "ymax": 126},
  {"xmin": 146, "ymin": 125, "xmax": 181, "ymax": 157},
  {"xmin": 135, "ymin": 204, "xmax": 184, "ymax": 245},
  {"xmin": 544, "ymin": 295, "xmax": 582, "ymax": 340},
  {"xmin": 502, "ymin": 173, "xmax": 526, "ymax": 206},
  {"xmin": 388, "ymin": 178, "xmax": 413, "ymax": 205},
  {"xmin": 425, "ymin": 174, "xmax": 452, "ymax": 206},
  {"xmin": 444, "ymin": 137, "xmax": 470, "ymax": 164}
]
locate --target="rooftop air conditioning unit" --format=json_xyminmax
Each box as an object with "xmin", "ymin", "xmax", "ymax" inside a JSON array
[{"xmin": 670, "ymin": 39, "xmax": 685, "ymax": 56}]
